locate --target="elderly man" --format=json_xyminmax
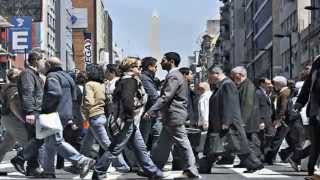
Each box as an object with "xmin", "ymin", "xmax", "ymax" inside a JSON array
[
  {"xmin": 231, "ymin": 66, "xmax": 263, "ymax": 165},
  {"xmin": 41, "ymin": 57, "xmax": 95, "ymax": 178},
  {"xmin": 265, "ymin": 76, "xmax": 292, "ymax": 165},
  {"xmin": 199, "ymin": 65, "xmax": 263, "ymax": 174}
]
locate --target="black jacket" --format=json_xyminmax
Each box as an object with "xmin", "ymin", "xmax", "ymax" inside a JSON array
[
  {"xmin": 42, "ymin": 67, "xmax": 77, "ymax": 125},
  {"xmin": 296, "ymin": 60, "xmax": 320, "ymax": 119},
  {"xmin": 140, "ymin": 70, "xmax": 159, "ymax": 111},
  {"xmin": 256, "ymin": 87, "xmax": 273, "ymax": 124},
  {"xmin": 17, "ymin": 66, "xmax": 44, "ymax": 116}
]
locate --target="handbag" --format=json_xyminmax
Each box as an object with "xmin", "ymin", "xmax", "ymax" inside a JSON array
[
  {"xmin": 36, "ymin": 112, "xmax": 63, "ymax": 139},
  {"xmin": 108, "ymin": 114, "xmax": 125, "ymax": 136},
  {"xmin": 223, "ymin": 128, "xmax": 241, "ymax": 153}
]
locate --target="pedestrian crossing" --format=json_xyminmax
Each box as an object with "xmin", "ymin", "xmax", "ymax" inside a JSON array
[{"xmin": 0, "ymin": 161, "xmax": 309, "ymax": 179}]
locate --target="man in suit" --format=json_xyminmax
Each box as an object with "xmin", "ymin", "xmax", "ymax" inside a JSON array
[
  {"xmin": 199, "ymin": 65, "xmax": 263, "ymax": 174},
  {"xmin": 256, "ymin": 78, "xmax": 274, "ymax": 159},
  {"xmin": 145, "ymin": 52, "xmax": 200, "ymax": 178}
]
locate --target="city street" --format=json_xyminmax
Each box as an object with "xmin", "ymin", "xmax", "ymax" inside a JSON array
[{"xmin": 0, "ymin": 151, "xmax": 309, "ymax": 180}]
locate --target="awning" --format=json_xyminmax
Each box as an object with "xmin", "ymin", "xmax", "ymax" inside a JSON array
[{"xmin": 0, "ymin": 15, "xmax": 13, "ymax": 28}]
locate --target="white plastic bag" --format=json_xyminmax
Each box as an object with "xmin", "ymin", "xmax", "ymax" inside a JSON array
[{"xmin": 36, "ymin": 112, "xmax": 63, "ymax": 139}]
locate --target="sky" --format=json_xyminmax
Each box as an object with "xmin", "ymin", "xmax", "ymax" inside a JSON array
[{"xmin": 104, "ymin": 0, "xmax": 222, "ymax": 67}]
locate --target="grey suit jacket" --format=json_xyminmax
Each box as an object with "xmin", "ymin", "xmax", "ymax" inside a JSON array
[{"xmin": 147, "ymin": 68, "xmax": 188, "ymax": 126}]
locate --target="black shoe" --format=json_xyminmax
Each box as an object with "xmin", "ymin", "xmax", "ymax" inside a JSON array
[
  {"xmin": 182, "ymin": 169, "xmax": 201, "ymax": 179},
  {"xmin": 79, "ymin": 158, "xmax": 95, "ymax": 178},
  {"xmin": 216, "ymin": 156, "xmax": 235, "ymax": 165},
  {"xmin": 0, "ymin": 171, "xmax": 7, "ymax": 176},
  {"xmin": 92, "ymin": 170, "xmax": 107, "ymax": 180},
  {"xmin": 25, "ymin": 167, "xmax": 44, "ymax": 177},
  {"xmin": 10, "ymin": 156, "xmax": 25, "ymax": 175},
  {"xmin": 40, "ymin": 172, "xmax": 56, "ymax": 178},
  {"xmin": 287, "ymin": 157, "xmax": 299, "ymax": 172},
  {"xmin": 64, "ymin": 165, "xmax": 80, "ymax": 174},
  {"xmin": 233, "ymin": 163, "xmax": 245, "ymax": 168},
  {"xmin": 244, "ymin": 164, "xmax": 264, "ymax": 173},
  {"xmin": 137, "ymin": 170, "xmax": 166, "ymax": 179}
]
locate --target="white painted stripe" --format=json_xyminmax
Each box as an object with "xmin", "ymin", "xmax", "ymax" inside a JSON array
[
  {"xmin": 0, "ymin": 163, "xmax": 13, "ymax": 169},
  {"xmin": 219, "ymin": 164, "xmax": 290, "ymax": 178}
]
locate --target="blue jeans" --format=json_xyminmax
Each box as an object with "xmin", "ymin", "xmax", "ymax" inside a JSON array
[
  {"xmin": 81, "ymin": 115, "xmax": 129, "ymax": 171},
  {"xmin": 95, "ymin": 122, "xmax": 161, "ymax": 176},
  {"xmin": 43, "ymin": 130, "xmax": 83, "ymax": 174}
]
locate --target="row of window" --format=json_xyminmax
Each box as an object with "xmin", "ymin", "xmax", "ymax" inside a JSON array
[{"xmin": 280, "ymin": 11, "xmax": 297, "ymax": 34}]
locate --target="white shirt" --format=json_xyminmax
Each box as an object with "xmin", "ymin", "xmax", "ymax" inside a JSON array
[
  {"xmin": 105, "ymin": 77, "xmax": 120, "ymax": 95},
  {"xmin": 198, "ymin": 91, "xmax": 213, "ymax": 125}
]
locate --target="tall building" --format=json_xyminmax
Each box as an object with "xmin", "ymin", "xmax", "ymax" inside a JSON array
[
  {"xmin": 244, "ymin": 0, "xmax": 273, "ymax": 80},
  {"xmin": 71, "ymin": 0, "xmax": 108, "ymax": 71},
  {"xmin": 301, "ymin": 0, "xmax": 320, "ymax": 69},
  {"xmin": 104, "ymin": 11, "xmax": 113, "ymax": 64},
  {"xmin": 277, "ymin": 0, "xmax": 310, "ymax": 78},
  {"xmin": 55, "ymin": 0, "xmax": 74, "ymax": 70},
  {"xmin": 150, "ymin": 10, "xmax": 161, "ymax": 60},
  {"xmin": 229, "ymin": 0, "xmax": 245, "ymax": 67}
]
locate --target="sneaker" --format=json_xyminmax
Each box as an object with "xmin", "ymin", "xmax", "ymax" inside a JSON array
[
  {"xmin": 10, "ymin": 156, "xmax": 25, "ymax": 175},
  {"xmin": 79, "ymin": 158, "xmax": 95, "ymax": 179}
]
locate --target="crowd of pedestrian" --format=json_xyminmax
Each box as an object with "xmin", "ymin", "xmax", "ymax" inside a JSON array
[{"xmin": 0, "ymin": 48, "xmax": 319, "ymax": 180}]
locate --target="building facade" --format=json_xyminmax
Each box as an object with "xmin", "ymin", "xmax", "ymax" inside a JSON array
[
  {"xmin": 55, "ymin": 0, "xmax": 74, "ymax": 70},
  {"xmin": 277, "ymin": 0, "xmax": 310, "ymax": 79},
  {"xmin": 72, "ymin": 0, "xmax": 108, "ymax": 71}
]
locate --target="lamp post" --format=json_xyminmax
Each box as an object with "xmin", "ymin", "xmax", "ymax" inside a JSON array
[
  {"xmin": 259, "ymin": 48, "xmax": 273, "ymax": 79},
  {"xmin": 274, "ymin": 33, "xmax": 292, "ymax": 79}
]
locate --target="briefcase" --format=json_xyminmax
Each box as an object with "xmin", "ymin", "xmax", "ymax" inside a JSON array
[{"xmin": 186, "ymin": 128, "xmax": 207, "ymax": 152}]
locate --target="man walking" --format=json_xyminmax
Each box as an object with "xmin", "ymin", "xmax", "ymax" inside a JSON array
[
  {"xmin": 11, "ymin": 49, "xmax": 46, "ymax": 177},
  {"xmin": 145, "ymin": 52, "xmax": 200, "ymax": 178},
  {"xmin": 199, "ymin": 65, "xmax": 263, "ymax": 174}
]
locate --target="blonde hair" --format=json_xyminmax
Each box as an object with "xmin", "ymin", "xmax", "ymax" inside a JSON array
[{"xmin": 119, "ymin": 57, "xmax": 140, "ymax": 73}]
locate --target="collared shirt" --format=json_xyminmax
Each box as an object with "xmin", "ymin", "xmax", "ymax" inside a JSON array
[{"xmin": 169, "ymin": 67, "xmax": 179, "ymax": 74}]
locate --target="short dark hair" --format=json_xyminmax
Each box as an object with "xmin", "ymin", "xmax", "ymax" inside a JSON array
[
  {"xmin": 141, "ymin": 57, "xmax": 157, "ymax": 71},
  {"xmin": 28, "ymin": 50, "xmax": 43, "ymax": 65},
  {"xmin": 179, "ymin": 67, "xmax": 191, "ymax": 76},
  {"xmin": 259, "ymin": 77, "xmax": 268, "ymax": 85},
  {"xmin": 86, "ymin": 64, "xmax": 105, "ymax": 83},
  {"xmin": 106, "ymin": 64, "xmax": 120, "ymax": 76},
  {"xmin": 208, "ymin": 64, "xmax": 224, "ymax": 74},
  {"xmin": 164, "ymin": 52, "xmax": 180, "ymax": 66}
]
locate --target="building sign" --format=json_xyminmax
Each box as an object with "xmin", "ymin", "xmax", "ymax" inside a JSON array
[
  {"xmin": 70, "ymin": 8, "xmax": 88, "ymax": 29},
  {"xmin": 83, "ymin": 32, "xmax": 92, "ymax": 64},
  {"xmin": 8, "ymin": 16, "xmax": 32, "ymax": 54}
]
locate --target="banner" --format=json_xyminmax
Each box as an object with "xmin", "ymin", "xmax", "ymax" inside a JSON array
[{"xmin": 83, "ymin": 32, "xmax": 92, "ymax": 64}]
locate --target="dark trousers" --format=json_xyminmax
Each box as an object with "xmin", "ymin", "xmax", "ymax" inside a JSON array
[
  {"xmin": 308, "ymin": 117, "xmax": 320, "ymax": 175},
  {"xmin": 279, "ymin": 120, "xmax": 304, "ymax": 162},
  {"xmin": 23, "ymin": 123, "xmax": 43, "ymax": 169},
  {"xmin": 265, "ymin": 122, "xmax": 290, "ymax": 163},
  {"xmin": 139, "ymin": 117, "xmax": 162, "ymax": 151}
]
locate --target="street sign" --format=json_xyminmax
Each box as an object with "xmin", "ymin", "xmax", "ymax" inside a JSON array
[{"xmin": 8, "ymin": 16, "xmax": 32, "ymax": 54}]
